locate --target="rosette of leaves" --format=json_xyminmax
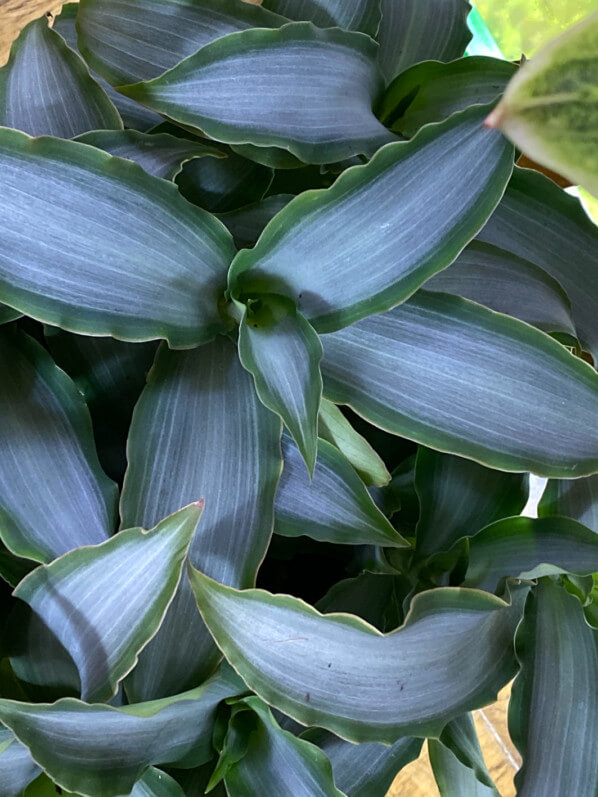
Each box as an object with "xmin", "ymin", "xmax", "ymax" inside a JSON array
[{"xmin": 0, "ymin": 3, "xmax": 597, "ymax": 795}]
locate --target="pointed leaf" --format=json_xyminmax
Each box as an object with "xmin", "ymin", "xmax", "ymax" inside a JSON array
[
  {"xmin": 119, "ymin": 24, "xmax": 394, "ymax": 165},
  {"xmin": 0, "ymin": 17, "xmax": 122, "ymax": 137},
  {"xmin": 462, "ymin": 516, "xmax": 598, "ymax": 593},
  {"xmin": 377, "ymin": 0, "xmax": 472, "ymax": 83},
  {"xmin": 121, "ymin": 337, "xmax": 281, "ymax": 700},
  {"xmin": 275, "ymin": 433, "xmax": 407, "ymax": 547},
  {"xmin": 379, "ymin": 56, "xmax": 516, "ymax": 137},
  {"xmin": 189, "ymin": 570, "xmax": 526, "ymax": 743},
  {"xmin": 477, "ymin": 167, "xmax": 598, "ymax": 358},
  {"xmin": 486, "ymin": 12, "xmax": 598, "ymax": 198},
  {"xmin": 429, "ymin": 713, "xmax": 498, "ymax": 796},
  {"xmin": 238, "ymin": 296, "xmax": 322, "ymax": 473},
  {"xmin": 261, "ymin": 0, "xmax": 381, "ymax": 36},
  {"xmin": 301, "ymin": 728, "xmax": 422, "ymax": 797},
  {"xmin": 177, "ymin": 148, "xmax": 274, "ymax": 213},
  {"xmin": 424, "ymin": 240, "xmax": 578, "ymax": 339},
  {"xmin": 229, "ymin": 105, "xmax": 514, "ymax": 333},
  {"xmin": 0, "ymin": 666, "xmax": 244, "ymax": 797},
  {"xmin": 414, "ymin": 447, "xmax": 528, "ymax": 556},
  {"xmin": 318, "ymin": 399, "xmax": 390, "ymax": 487},
  {"xmin": 539, "ymin": 474, "xmax": 598, "ymax": 533},
  {"xmin": 132, "ymin": 768, "xmax": 185, "ymax": 797},
  {"xmin": 509, "ymin": 579, "xmax": 598, "ymax": 796},
  {"xmin": 222, "ymin": 697, "xmax": 344, "ymax": 797},
  {"xmin": 45, "ymin": 329, "xmax": 158, "ymax": 482},
  {"xmin": 14, "ymin": 504, "xmax": 201, "ymax": 703},
  {"xmin": 53, "ymin": 3, "xmax": 162, "ymax": 131},
  {"xmin": 0, "ymin": 128, "xmax": 235, "ymax": 346},
  {"xmin": 321, "ymin": 291, "xmax": 598, "ymax": 477},
  {"xmin": 218, "ymin": 195, "xmax": 294, "ymax": 250},
  {"xmin": 77, "ymin": 0, "xmax": 286, "ymax": 86},
  {"xmin": 74, "ymin": 130, "xmax": 221, "ymax": 180},
  {"xmin": 0, "ymin": 729, "xmax": 41, "ymax": 797},
  {"xmin": 0, "ymin": 329, "xmax": 116, "ymax": 563}
]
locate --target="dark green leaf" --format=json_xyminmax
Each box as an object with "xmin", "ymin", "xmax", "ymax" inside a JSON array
[
  {"xmin": 218, "ymin": 195, "xmax": 293, "ymax": 250},
  {"xmin": 321, "ymin": 291, "xmax": 598, "ymax": 477},
  {"xmin": 53, "ymin": 3, "xmax": 162, "ymax": 130},
  {"xmin": 74, "ymin": 130, "xmax": 221, "ymax": 180},
  {"xmin": 0, "ymin": 329, "xmax": 117, "ymax": 563},
  {"xmin": 229, "ymin": 105, "xmax": 513, "ymax": 332},
  {"xmin": 0, "ymin": 128, "xmax": 235, "ymax": 347},
  {"xmin": 0, "ymin": 16, "xmax": 122, "ymax": 137},
  {"xmin": 463, "ymin": 516, "xmax": 598, "ymax": 593},
  {"xmin": 379, "ymin": 56, "xmax": 516, "ymax": 137},
  {"xmin": 0, "ymin": 305, "xmax": 21, "ymax": 325},
  {"xmin": 132, "ymin": 767, "xmax": 186, "ymax": 797},
  {"xmin": 509, "ymin": 579, "xmax": 598, "ymax": 795},
  {"xmin": 429, "ymin": 713, "xmax": 498, "ymax": 796},
  {"xmin": 377, "ymin": 0, "xmax": 472, "ymax": 83},
  {"xmin": 0, "ymin": 666, "xmax": 245, "ymax": 797},
  {"xmin": 14, "ymin": 504, "xmax": 201, "ymax": 703},
  {"xmin": 238, "ymin": 296, "xmax": 322, "ymax": 473},
  {"xmin": 424, "ymin": 241, "xmax": 578, "ymax": 339},
  {"xmin": 316, "ymin": 573, "xmax": 402, "ymax": 632},
  {"xmin": 78, "ymin": 0, "xmax": 286, "ymax": 85},
  {"xmin": 301, "ymin": 728, "xmax": 422, "ymax": 797},
  {"xmin": 119, "ymin": 24, "xmax": 394, "ymax": 165},
  {"xmin": 415, "ymin": 447, "xmax": 528, "ymax": 556},
  {"xmin": 177, "ymin": 150, "xmax": 274, "ymax": 213},
  {"xmin": 189, "ymin": 569, "xmax": 526, "ymax": 743},
  {"xmin": 261, "ymin": 0, "xmax": 381, "ymax": 36},
  {"xmin": 121, "ymin": 337, "xmax": 281, "ymax": 700},
  {"xmin": 477, "ymin": 167, "xmax": 598, "ymax": 358},
  {"xmin": 539, "ymin": 474, "xmax": 598, "ymax": 533},
  {"xmin": 275, "ymin": 434, "xmax": 407, "ymax": 547}
]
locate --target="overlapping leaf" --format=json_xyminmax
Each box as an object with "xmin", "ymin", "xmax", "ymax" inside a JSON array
[
  {"xmin": 14, "ymin": 505, "xmax": 201, "ymax": 703},
  {"xmin": 379, "ymin": 57, "xmax": 516, "ymax": 137},
  {"xmin": 509, "ymin": 579, "xmax": 598, "ymax": 795},
  {"xmin": 429, "ymin": 714, "xmax": 498, "ymax": 796},
  {"xmin": 190, "ymin": 570, "xmax": 526, "ymax": 743},
  {"xmin": 261, "ymin": 0, "xmax": 381, "ymax": 36},
  {"xmin": 320, "ymin": 291, "xmax": 598, "ymax": 477},
  {"xmin": 238, "ymin": 296, "xmax": 322, "ymax": 473},
  {"xmin": 119, "ymin": 24, "xmax": 394, "ymax": 165},
  {"xmin": 0, "ymin": 17, "xmax": 122, "ymax": 137},
  {"xmin": 477, "ymin": 167, "xmax": 598, "ymax": 357},
  {"xmin": 275, "ymin": 433, "xmax": 406, "ymax": 547},
  {"xmin": 539, "ymin": 474, "xmax": 598, "ymax": 533},
  {"xmin": 218, "ymin": 195, "xmax": 293, "ymax": 250},
  {"xmin": 74, "ymin": 130, "xmax": 221, "ymax": 180},
  {"xmin": 463, "ymin": 516, "xmax": 598, "ymax": 593},
  {"xmin": 377, "ymin": 0, "xmax": 472, "ymax": 83},
  {"xmin": 0, "ymin": 728, "xmax": 41, "ymax": 796},
  {"xmin": 424, "ymin": 241, "xmax": 578, "ymax": 338},
  {"xmin": 0, "ymin": 329, "xmax": 116, "ymax": 563},
  {"xmin": 0, "ymin": 128, "xmax": 235, "ymax": 346},
  {"xmin": 414, "ymin": 447, "xmax": 528, "ymax": 556},
  {"xmin": 0, "ymin": 666, "xmax": 244, "ymax": 796},
  {"xmin": 77, "ymin": 0, "xmax": 286, "ymax": 85},
  {"xmin": 229, "ymin": 105, "xmax": 513, "ymax": 332},
  {"xmin": 121, "ymin": 337, "xmax": 281, "ymax": 700}
]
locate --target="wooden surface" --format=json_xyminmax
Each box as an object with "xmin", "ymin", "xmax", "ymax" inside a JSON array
[{"xmin": 0, "ymin": 2, "xmax": 521, "ymax": 794}]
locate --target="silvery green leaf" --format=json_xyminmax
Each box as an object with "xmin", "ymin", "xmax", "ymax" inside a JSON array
[
  {"xmin": 321, "ymin": 291, "xmax": 598, "ymax": 477},
  {"xmin": 0, "ymin": 328, "xmax": 117, "ymax": 563},
  {"xmin": 509, "ymin": 579, "xmax": 598, "ymax": 795},
  {"xmin": 0, "ymin": 128, "xmax": 236, "ymax": 347},
  {"xmin": 275, "ymin": 434, "xmax": 407, "ymax": 548},
  {"xmin": 189, "ymin": 569, "xmax": 526, "ymax": 743},
  {"xmin": 0, "ymin": 16, "xmax": 122, "ymax": 137},
  {"xmin": 261, "ymin": 0, "xmax": 381, "ymax": 36},
  {"xmin": 14, "ymin": 504, "xmax": 201, "ymax": 703},
  {"xmin": 0, "ymin": 728, "xmax": 41, "ymax": 797},
  {"xmin": 229, "ymin": 105, "xmax": 513, "ymax": 333},
  {"xmin": 539, "ymin": 474, "xmax": 598, "ymax": 533},
  {"xmin": 0, "ymin": 665, "xmax": 244, "ymax": 797},
  {"xmin": 121, "ymin": 337, "xmax": 281, "ymax": 700}
]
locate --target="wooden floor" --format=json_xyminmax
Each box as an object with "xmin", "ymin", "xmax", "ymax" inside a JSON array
[{"xmin": 0, "ymin": 1, "xmax": 521, "ymax": 793}]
